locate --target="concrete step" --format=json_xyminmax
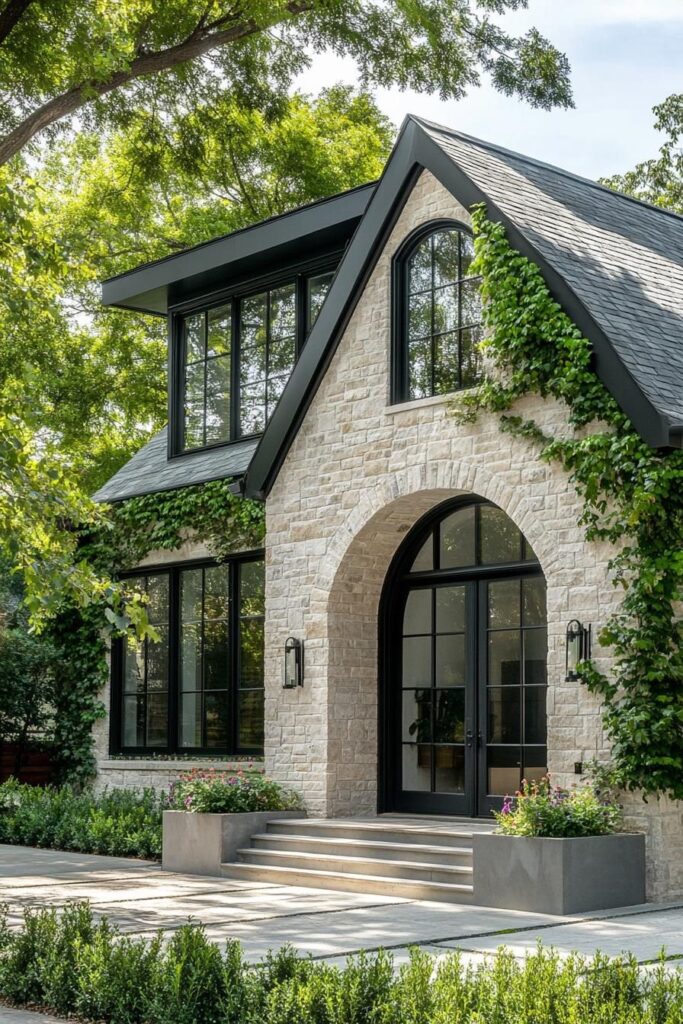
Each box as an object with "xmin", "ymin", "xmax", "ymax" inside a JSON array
[
  {"xmin": 237, "ymin": 847, "xmax": 474, "ymax": 885},
  {"xmin": 249, "ymin": 832, "xmax": 473, "ymax": 867},
  {"xmin": 264, "ymin": 818, "xmax": 486, "ymax": 846},
  {"xmin": 221, "ymin": 861, "xmax": 475, "ymax": 903}
]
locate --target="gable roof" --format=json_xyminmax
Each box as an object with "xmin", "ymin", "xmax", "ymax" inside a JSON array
[
  {"xmin": 93, "ymin": 427, "xmax": 258, "ymax": 503},
  {"xmin": 243, "ymin": 116, "xmax": 683, "ymax": 498}
]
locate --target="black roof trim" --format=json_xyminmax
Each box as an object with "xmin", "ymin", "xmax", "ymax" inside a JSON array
[
  {"xmin": 243, "ymin": 116, "xmax": 679, "ymax": 498},
  {"xmin": 101, "ymin": 183, "xmax": 375, "ymax": 315}
]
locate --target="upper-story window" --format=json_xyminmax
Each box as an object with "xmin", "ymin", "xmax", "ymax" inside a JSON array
[
  {"xmin": 174, "ymin": 266, "xmax": 335, "ymax": 454},
  {"xmin": 392, "ymin": 222, "xmax": 483, "ymax": 403}
]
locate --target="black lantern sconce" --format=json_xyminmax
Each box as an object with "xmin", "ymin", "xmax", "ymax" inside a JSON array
[
  {"xmin": 283, "ymin": 637, "xmax": 304, "ymax": 689},
  {"xmin": 565, "ymin": 619, "xmax": 591, "ymax": 681}
]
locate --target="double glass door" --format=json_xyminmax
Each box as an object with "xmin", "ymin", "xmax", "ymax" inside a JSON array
[{"xmin": 383, "ymin": 500, "xmax": 547, "ymax": 817}]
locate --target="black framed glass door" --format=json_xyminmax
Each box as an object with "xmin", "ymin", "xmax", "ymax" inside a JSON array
[{"xmin": 381, "ymin": 499, "xmax": 547, "ymax": 818}]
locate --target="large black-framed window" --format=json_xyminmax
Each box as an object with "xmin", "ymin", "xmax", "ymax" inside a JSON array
[
  {"xmin": 111, "ymin": 553, "xmax": 265, "ymax": 756},
  {"xmin": 172, "ymin": 263, "xmax": 336, "ymax": 455},
  {"xmin": 392, "ymin": 220, "xmax": 483, "ymax": 403}
]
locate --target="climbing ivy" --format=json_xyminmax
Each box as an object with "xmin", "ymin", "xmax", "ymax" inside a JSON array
[
  {"xmin": 44, "ymin": 480, "xmax": 265, "ymax": 785},
  {"xmin": 454, "ymin": 205, "xmax": 683, "ymax": 799}
]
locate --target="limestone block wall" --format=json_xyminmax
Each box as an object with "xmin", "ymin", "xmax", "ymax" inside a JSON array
[{"xmin": 263, "ymin": 169, "xmax": 683, "ymax": 899}]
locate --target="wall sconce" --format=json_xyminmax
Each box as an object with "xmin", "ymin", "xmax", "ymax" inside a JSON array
[
  {"xmin": 565, "ymin": 619, "xmax": 591, "ymax": 681},
  {"xmin": 283, "ymin": 637, "xmax": 304, "ymax": 689}
]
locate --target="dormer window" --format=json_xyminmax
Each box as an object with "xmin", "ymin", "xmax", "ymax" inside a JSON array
[
  {"xmin": 392, "ymin": 222, "xmax": 483, "ymax": 403},
  {"xmin": 173, "ymin": 266, "xmax": 335, "ymax": 454}
]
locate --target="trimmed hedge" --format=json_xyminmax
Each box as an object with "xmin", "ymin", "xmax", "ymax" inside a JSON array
[
  {"xmin": 0, "ymin": 902, "xmax": 682, "ymax": 1024},
  {"xmin": 0, "ymin": 779, "xmax": 165, "ymax": 859}
]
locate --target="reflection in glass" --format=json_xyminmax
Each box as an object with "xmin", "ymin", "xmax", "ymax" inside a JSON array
[
  {"xmin": 434, "ymin": 747, "xmax": 465, "ymax": 792},
  {"xmin": 488, "ymin": 630, "xmax": 521, "ymax": 685},
  {"xmin": 487, "ymin": 746, "xmax": 521, "ymax": 796},
  {"xmin": 488, "ymin": 579, "xmax": 520, "ymax": 629},
  {"xmin": 435, "ymin": 586, "xmax": 466, "ymax": 633},
  {"xmin": 435, "ymin": 634, "xmax": 465, "ymax": 686},
  {"xmin": 434, "ymin": 689, "xmax": 465, "ymax": 742},
  {"xmin": 239, "ymin": 690, "xmax": 264, "ymax": 748},
  {"xmin": 522, "ymin": 577, "xmax": 546, "ymax": 626},
  {"xmin": 403, "ymin": 589, "xmax": 431, "ymax": 635},
  {"xmin": 410, "ymin": 537, "xmax": 433, "ymax": 572},
  {"xmin": 307, "ymin": 272, "xmax": 334, "ymax": 330},
  {"xmin": 402, "ymin": 637, "xmax": 431, "ymax": 687},
  {"xmin": 524, "ymin": 628, "xmax": 547, "ymax": 686},
  {"xmin": 488, "ymin": 687, "xmax": 521, "ymax": 743},
  {"xmin": 402, "ymin": 743, "xmax": 431, "ymax": 791},
  {"xmin": 524, "ymin": 687, "xmax": 547, "ymax": 744},
  {"xmin": 480, "ymin": 505, "xmax": 522, "ymax": 564},
  {"xmin": 439, "ymin": 506, "xmax": 475, "ymax": 568},
  {"xmin": 402, "ymin": 688, "xmax": 431, "ymax": 743}
]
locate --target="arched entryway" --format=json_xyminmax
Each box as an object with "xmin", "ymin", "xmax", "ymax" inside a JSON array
[{"xmin": 380, "ymin": 497, "xmax": 547, "ymax": 817}]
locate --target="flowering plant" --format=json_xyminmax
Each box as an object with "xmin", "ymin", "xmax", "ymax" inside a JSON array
[
  {"xmin": 168, "ymin": 767, "xmax": 302, "ymax": 814},
  {"xmin": 494, "ymin": 775, "xmax": 622, "ymax": 837}
]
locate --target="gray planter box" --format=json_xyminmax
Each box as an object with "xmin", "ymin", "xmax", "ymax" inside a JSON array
[
  {"xmin": 473, "ymin": 832, "xmax": 645, "ymax": 915},
  {"xmin": 162, "ymin": 810, "xmax": 303, "ymax": 876}
]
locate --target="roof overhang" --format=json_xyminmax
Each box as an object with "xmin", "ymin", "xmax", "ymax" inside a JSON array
[{"xmin": 101, "ymin": 183, "xmax": 376, "ymax": 315}]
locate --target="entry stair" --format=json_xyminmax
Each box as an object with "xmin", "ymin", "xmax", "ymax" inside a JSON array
[{"xmin": 221, "ymin": 816, "xmax": 495, "ymax": 903}]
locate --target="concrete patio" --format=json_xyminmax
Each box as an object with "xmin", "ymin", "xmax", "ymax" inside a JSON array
[{"xmin": 1, "ymin": 843, "xmax": 683, "ymax": 972}]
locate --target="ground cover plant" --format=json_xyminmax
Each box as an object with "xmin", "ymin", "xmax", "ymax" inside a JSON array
[
  {"xmin": 0, "ymin": 779, "xmax": 165, "ymax": 859},
  {"xmin": 494, "ymin": 775, "xmax": 623, "ymax": 838},
  {"xmin": 169, "ymin": 767, "xmax": 301, "ymax": 814},
  {"xmin": 0, "ymin": 902, "xmax": 682, "ymax": 1024}
]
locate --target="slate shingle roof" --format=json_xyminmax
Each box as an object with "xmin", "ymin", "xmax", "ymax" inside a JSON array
[
  {"xmin": 419, "ymin": 119, "xmax": 683, "ymax": 426},
  {"xmin": 92, "ymin": 427, "xmax": 258, "ymax": 503}
]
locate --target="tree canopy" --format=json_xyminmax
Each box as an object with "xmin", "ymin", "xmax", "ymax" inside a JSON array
[
  {"xmin": 0, "ymin": 1, "xmax": 573, "ymax": 165},
  {"xmin": 0, "ymin": 0, "xmax": 573, "ymax": 620},
  {"xmin": 603, "ymin": 94, "xmax": 683, "ymax": 214}
]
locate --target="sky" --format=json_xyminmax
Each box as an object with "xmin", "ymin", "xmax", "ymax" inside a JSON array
[{"xmin": 297, "ymin": 0, "xmax": 683, "ymax": 180}]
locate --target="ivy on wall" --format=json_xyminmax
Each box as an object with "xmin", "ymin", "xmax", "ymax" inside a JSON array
[
  {"xmin": 45, "ymin": 480, "xmax": 265, "ymax": 785},
  {"xmin": 454, "ymin": 205, "xmax": 683, "ymax": 800}
]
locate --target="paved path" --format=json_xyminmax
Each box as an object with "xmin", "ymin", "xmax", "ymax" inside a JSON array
[{"xmin": 1, "ymin": 844, "xmax": 683, "ymax": 971}]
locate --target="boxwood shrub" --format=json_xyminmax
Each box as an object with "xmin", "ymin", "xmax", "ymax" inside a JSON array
[
  {"xmin": 0, "ymin": 779, "xmax": 165, "ymax": 859},
  {"xmin": 0, "ymin": 902, "xmax": 681, "ymax": 1024}
]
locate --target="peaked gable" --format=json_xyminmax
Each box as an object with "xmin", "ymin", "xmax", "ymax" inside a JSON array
[{"xmin": 243, "ymin": 116, "xmax": 683, "ymax": 499}]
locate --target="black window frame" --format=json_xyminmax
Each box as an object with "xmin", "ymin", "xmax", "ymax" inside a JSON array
[
  {"xmin": 109, "ymin": 550, "xmax": 265, "ymax": 757},
  {"xmin": 391, "ymin": 218, "xmax": 483, "ymax": 404},
  {"xmin": 169, "ymin": 255, "xmax": 339, "ymax": 457}
]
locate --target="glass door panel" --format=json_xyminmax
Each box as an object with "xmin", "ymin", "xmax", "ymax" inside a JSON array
[
  {"xmin": 480, "ymin": 575, "xmax": 547, "ymax": 813},
  {"xmin": 399, "ymin": 583, "xmax": 471, "ymax": 812}
]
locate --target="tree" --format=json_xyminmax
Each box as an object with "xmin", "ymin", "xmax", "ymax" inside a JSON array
[
  {"xmin": 602, "ymin": 94, "xmax": 683, "ymax": 214},
  {"xmin": 0, "ymin": 1, "xmax": 573, "ymax": 167},
  {"xmin": 7, "ymin": 86, "xmax": 395, "ymax": 493}
]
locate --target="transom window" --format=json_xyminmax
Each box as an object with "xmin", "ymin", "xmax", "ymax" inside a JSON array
[
  {"xmin": 393, "ymin": 222, "xmax": 483, "ymax": 403},
  {"xmin": 174, "ymin": 267, "xmax": 335, "ymax": 453},
  {"xmin": 113, "ymin": 555, "xmax": 264, "ymax": 755}
]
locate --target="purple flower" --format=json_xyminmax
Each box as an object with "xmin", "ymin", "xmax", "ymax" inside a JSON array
[{"xmin": 501, "ymin": 796, "xmax": 514, "ymax": 815}]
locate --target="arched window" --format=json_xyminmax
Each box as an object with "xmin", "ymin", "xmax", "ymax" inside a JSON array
[{"xmin": 392, "ymin": 222, "xmax": 483, "ymax": 403}]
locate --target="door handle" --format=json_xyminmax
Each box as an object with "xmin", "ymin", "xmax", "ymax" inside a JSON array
[{"xmin": 466, "ymin": 728, "xmax": 474, "ymax": 748}]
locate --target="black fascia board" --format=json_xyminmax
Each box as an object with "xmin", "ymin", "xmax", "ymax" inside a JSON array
[
  {"xmin": 243, "ymin": 117, "xmax": 676, "ymax": 499},
  {"xmin": 101, "ymin": 184, "xmax": 375, "ymax": 315}
]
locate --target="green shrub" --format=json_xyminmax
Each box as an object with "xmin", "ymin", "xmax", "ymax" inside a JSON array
[
  {"xmin": 493, "ymin": 775, "xmax": 623, "ymax": 837},
  {"xmin": 0, "ymin": 778, "xmax": 165, "ymax": 859},
  {"xmin": 1, "ymin": 902, "xmax": 683, "ymax": 1024},
  {"xmin": 169, "ymin": 767, "xmax": 301, "ymax": 814}
]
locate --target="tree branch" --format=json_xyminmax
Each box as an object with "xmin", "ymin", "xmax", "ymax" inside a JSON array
[
  {"xmin": 0, "ymin": 0, "xmax": 33, "ymax": 46},
  {"xmin": 0, "ymin": 0, "xmax": 315, "ymax": 165}
]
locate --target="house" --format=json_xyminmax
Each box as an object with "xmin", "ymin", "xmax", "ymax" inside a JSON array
[{"xmin": 93, "ymin": 115, "xmax": 683, "ymax": 901}]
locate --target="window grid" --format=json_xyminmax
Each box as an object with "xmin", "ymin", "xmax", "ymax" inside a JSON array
[
  {"xmin": 394, "ymin": 224, "xmax": 484, "ymax": 404},
  {"xmin": 176, "ymin": 265, "xmax": 336, "ymax": 455},
  {"xmin": 114, "ymin": 556, "xmax": 264, "ymax": 756}
]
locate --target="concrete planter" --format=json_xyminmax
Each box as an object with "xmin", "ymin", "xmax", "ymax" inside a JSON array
[
  {"xmin": 472, "ymin": 832, "xmax": 645, "ymax": 915},
  {"xmin": 162, "ymin": 810, "xmax": 303, "ymax": 876}
]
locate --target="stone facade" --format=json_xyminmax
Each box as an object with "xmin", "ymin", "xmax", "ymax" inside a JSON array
[{"xmin": 263, "ymin": 170, "xmax": 683, "ymax": 899}]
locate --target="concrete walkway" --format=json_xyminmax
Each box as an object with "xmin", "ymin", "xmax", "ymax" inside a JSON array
[{"xmin": 1, "ymin": 843, "xmax": 683, "ymax": 971}]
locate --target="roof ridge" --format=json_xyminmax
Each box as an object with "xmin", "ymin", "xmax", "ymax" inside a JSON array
[{"xmin": 411, "ymin": 115, "xmax": 683, "ymax": 227}]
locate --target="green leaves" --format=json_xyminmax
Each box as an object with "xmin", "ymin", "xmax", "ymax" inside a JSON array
[{"xmin": 456, "ymin": 210, "xmax": 683, "ymax": 799}]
